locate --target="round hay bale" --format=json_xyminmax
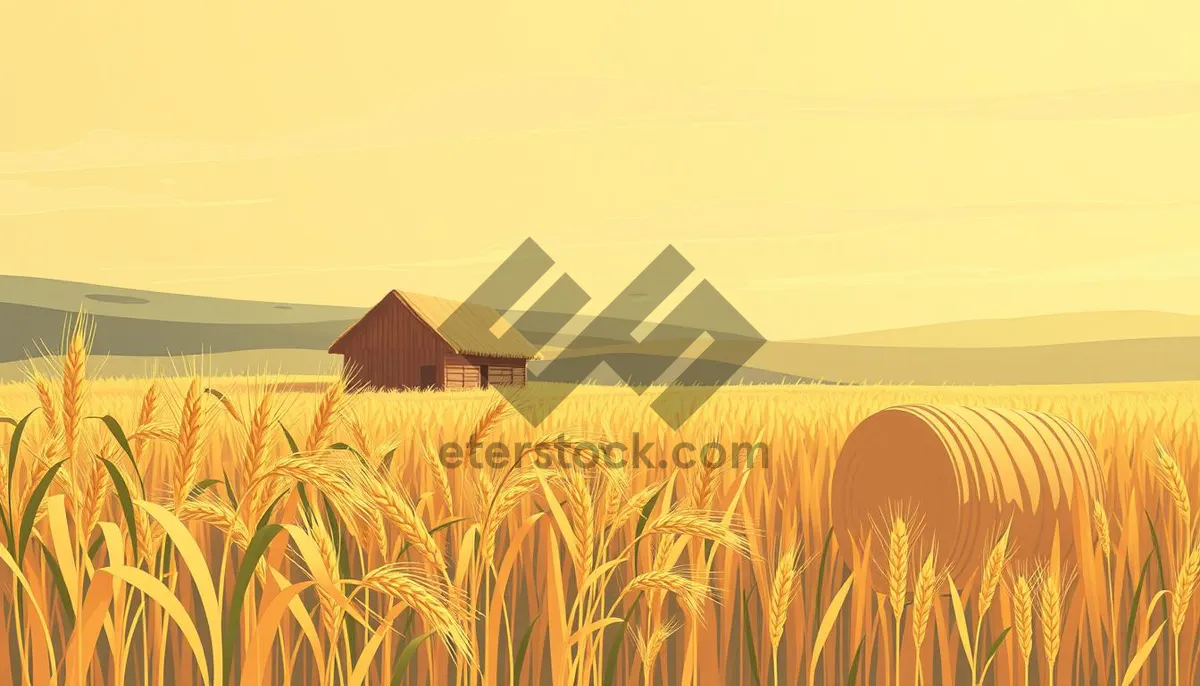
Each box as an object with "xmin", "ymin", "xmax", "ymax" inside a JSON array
[{"xmin": 829, "ymin": 404, "xmax": 1103, "ymax": 587}]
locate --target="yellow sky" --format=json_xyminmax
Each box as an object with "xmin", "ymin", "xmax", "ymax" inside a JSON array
[{"xmin": 3, "ymin": 1, "xmax": 1200, "ymax": 339}]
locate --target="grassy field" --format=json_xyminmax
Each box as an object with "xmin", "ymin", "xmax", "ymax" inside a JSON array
[{"xmin": 1, "ymin": 330, "xmax": 1199, "ymax": 684}]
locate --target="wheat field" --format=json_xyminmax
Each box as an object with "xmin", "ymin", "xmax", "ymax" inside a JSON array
[{"xmin": 1, "ymin": 332, "xmax": 1199, "ymax": 684}]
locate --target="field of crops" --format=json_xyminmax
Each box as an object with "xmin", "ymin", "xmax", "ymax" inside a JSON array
[{"xmin": 1, "ymin": 329, "xmax": 1199, "ymax": 684}]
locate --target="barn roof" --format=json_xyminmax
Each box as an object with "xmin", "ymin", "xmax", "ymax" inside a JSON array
[{"xmin": 329, "ymin": 290, "xmax": 539, "ymax": 359}]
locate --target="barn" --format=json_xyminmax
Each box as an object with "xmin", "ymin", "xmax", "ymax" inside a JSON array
[{"xmin": 328, "ymin": 290, "xmax": 536, "ymax": 390}]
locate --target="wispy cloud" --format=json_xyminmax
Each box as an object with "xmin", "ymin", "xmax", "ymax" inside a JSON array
[
  {"xmin": 741, "ymin": 251, "xmax": 1200, "ymax": 291},
  {"xmin": 543, "ymin": 199, "xmax": 1200, "ymax": 251},
  {"xmin": 3, "ymin": 80, "xmax": 1199, "ymax": 175},
  {"xmin": 0, "ymin": 179, "xmax": 270, "ymax": 217},
  {"xmin": 136, "ymin": 251, "xmax": 513, "ymax": 287}
]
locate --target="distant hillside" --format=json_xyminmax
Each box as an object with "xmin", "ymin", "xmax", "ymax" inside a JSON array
[
  {"xmin": 805, "ymin": 311, "xmax": 1200, "ymax": 348},
  {"xmin": 749, "ymin": 337, "xmax": 1200, "ymax": 385},
  {"xmin": 1, "ymin": 276, "xmax": 365, "ymax": 324},
  {"xmin": 5, "ymin": 276, "xmax": 1200, "ymax": 387},
  {"xmin": 0, "ymin": 276, "xmax": 364, "ymax": 363}
]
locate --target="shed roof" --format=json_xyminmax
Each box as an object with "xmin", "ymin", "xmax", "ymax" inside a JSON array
[{"xmin": 329, "ymin": 290, "xmax": 538, "ymax": 359}]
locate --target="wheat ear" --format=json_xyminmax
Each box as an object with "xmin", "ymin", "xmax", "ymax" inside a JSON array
[
  {"xmin": 1012, "ymin": 574, "xmax": 1034, "ymax": 685},
  {"xmin": 1038, "ymin": 568, "xmax": 1064, "ymax": 686},
  {"xmin": 623, "ymin": 569, "xmax": 712, "ymax": 623},
  {"xmin": 171, "ymin": 379, "xmax": 203, "ymax": 510}
]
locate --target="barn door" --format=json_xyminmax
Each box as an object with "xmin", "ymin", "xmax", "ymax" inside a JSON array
[
  {"xmin": 420, "ymin": 365, "xmax": 436, "ymax": 388},
  {"xmin": 479, "ymin": 364, "xmax": 489, "ymax": 388}
]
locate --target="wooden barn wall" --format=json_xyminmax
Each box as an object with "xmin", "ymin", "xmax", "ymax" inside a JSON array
[
  {"xmin": 340, "ymin": 298, "xmax": 449, "ymax": 390},
  {"xmin": 459, "ymin": 355, "xmax": 528, "ymax": 388},
  {"xmin": 443, "ymin": 354, "xmax": 482, "ymax": 390}
]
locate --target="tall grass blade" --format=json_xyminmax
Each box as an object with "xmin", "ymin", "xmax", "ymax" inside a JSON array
[
  {"xmin": 602, "ymin": 593, "xmax": 642, "ymax": 686},
  {"xmin": 809, "ymin": 573, "xmax": 854, "ymax": 686},
  {"xmin": 947, "ymin": 576, "xmax": 975, "ymax": 672},
  {"xmin": 137, "ymin": 500, "xmax": 224, "ymax": 686},
  {"xmin": 632, "ymin": 485, "xmax": 664, "ymax": 568},
  {"xmin": 1121, "ymin": 620, "xmax": 1166, "ymax": 686},
  {"xmin": 380, "ymin": 447, "xmax": 397, "ymax": 472},
  {"xmin": 6, "ymin": 410, "xmax": 34, "ymax": 509},
  {"xmin": 392, "ymin": 631, "xmax": 434, "ymax": 682},
  {"xmin": 1125, "ymin": 555, "xmax": 1152, "ymax": 660},
  {"xmin": 223, "ymin": 523, "xmax": 285, "ymax": 684},
  {"xmin": 18, "ymin": 460, "xmax": 65, "ymax": 562},
  {"xmin": 221, "ymin": 469, "xmax": 238, "ymax": 507},
  {"xmin": 1145, "ymin": 512, "xmax": 1168, "ymax": 624},
  {"xmin": 35, "ymin": 538, "xmax": 75, "ymax": 626},
  {"xmin": 99, "ymin": 456, "xmax": 139, "ymax": 560},
  {"xmin": 255, "ymin": 493, "xmax": 288, "ymax": 531},
  {"xmin": 980, "ymin": 626, "xmax": 1012, "ymax": 680},
  {"xmin": 741, "ymin": 589, "xmax": 763, "ymax": 686},
  {"xmin": 278, "ymin": 421, "xmax": 300, "ymax": 454},
  {"xmin": 845, "ymin": 636, "xmax": 866, "ymax": 684},
  {"xmin": 811, "ymin": 527, "xmax": 834, "ymax": 638},
  {"xmin": 0, "ymin": 505, "xmax": 11, "ymax": 551},
  {"xmin": 513, "ymin": 614, "xmax": 540, "ymax": 685},
  {"xmin": 92, "ymin": 414, "xmax": 145, "ymax": 495},
  {"xmin": 104, "ymin": 564, "xmax": 211, "ymax": 686}
]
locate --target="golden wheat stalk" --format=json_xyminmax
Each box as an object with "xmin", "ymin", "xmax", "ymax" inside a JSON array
[
  {"xmin": 978, "ymin": 528, "xmax": 1010, "ymax": 616},
  {"xmin": 127, "ymin": 424, "xmax": 175, "ymax": 444},
  {"xmin": 1155, "ymin": 439, "xmax": 1192, "ymax": 543},
  {"xmin": 768, "ymin": 547, "xmax": 804, "ymax": 651},
  {"xmin": 60, "ymin": 322, "xmax": 88, "ymax": 465},
  {"xmin": 643, "ymin": 508, "xmax": 750, "ymax": 557},
  {"xmin": 634, "ymin": 616, "xmax": 682, "ymax": 685},
  {"xmin": 689, "ymin": 461, "xmax": 722, "ymax": 510},
  {"xmin": 1012, "ymin": 574, "xmax": 1034, "ymax": 685},
  {"xmin": 911, "ymin": 548, "xmax": 939, "ymax": 648},
  {"xmin": 1092, "ymin": 499, "xmax": 1112, "ymax": 558},
  {"xmin": 1093, "ymin": 498, "xmax": 1120, "ymax": 684},
  {"xmin": 79, "ymin": 454, "xmax": 110, "ymax": 537},
  {"xmin": 254, "ymin": 452, "xmax": 372, "ymax": 524},
  {"xmin": 171, "ymin": 379, "xmax": 203, "ymax": 510},
  {"xmin": 884, "ymin": 515, "xmax": 910, "ymax": 686},
  {"xmin": 1172, "ymin": 546, "xmax": 1200, "ymax": 636},
  {"xmin": 652, "ymin": 535, "xmax": 676, "ymax": 576},
  {"xmin": 420, "ymin": 431, "xmax": 454, "ymax": 511},
  {"xmin": 309, "ymin": 514, "xmax": 344, "ymax": 640},
  {"xmin": 177, "ymin": 498, "xmax": 252, "ymax": 548},
  {"xmin": 560, "ymin": 468, "xmax": 596, "ymax": 572},
  {"xmin": 29, "ymin": 375, "xmax": 66, "ymax": 480},
  {"xmin": 214, "ymin": 391, "xmax": 244, "ymax": 428},
  {"xmin": 242, "ymin": 391, "xmax": 275, "ymax": 486},
  {"xmin": 613, "ymin": 482, "xmax": 661, "ymax": 529},
  {"xmin": 623, "ymin": 569, "xmax": 712, "ymax": 623},
  {"xmin": 136, "ymin": 382, "xmax": 159, "ymax": 430},
  {"xmin": 364, "ymin": 476, "xmax": 448, "ymax": 577},
  {"xmin": 601, "ymin": 464, "xmax": 631, "ymax": 528},
  {"xmin": 346, "ymin": 413, "xmax": 371, "ymax": 458},
  {"xmin": 1038, "ymin": 568, "xmax": 1064, "ymax": 686},
  {"xmin": 33, "ymin": 373, "xmax": 59, "ymax": 434},
  {"xmin": 470, "ymin": 398, "xmax": 511, "ymax": 447},
  {"xmin": 305, "ymin": 379, "xmax": 345, "ymax": 452},
  {"xmin": 134, "ymin": 506, "xmax": 161, "ymax": 562},
  {"xmin": 886, "ymin": 515, "xmax": 909, "ymax": 620},
  {"xmin": 31, "ymin": 373, "xmax": 67, "ymax": 474},
  {"xmin": 359, "ymin": 564, "xmax": 474, "ymax": 662},
  {"xmin": 479, "ymin": 468, "xmax": 540, "ymax": 565}
]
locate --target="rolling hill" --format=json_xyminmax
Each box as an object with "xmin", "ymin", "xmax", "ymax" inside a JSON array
[
  {"xmin": 804, "ymin": 311, "xmax": 1200, "ymax": 348},
  {"xmin": 0, "ymin": 275, "xmax": 363, "ymax": 374},
  {"xmin": 3, "ymin": 276, "xmax": 1200, "ymax": 386}
]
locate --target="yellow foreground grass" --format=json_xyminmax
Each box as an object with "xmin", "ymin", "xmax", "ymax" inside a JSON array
[{"xmin": 1, "ymin": 349, "xmax": 1199, "ymax": 684}]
